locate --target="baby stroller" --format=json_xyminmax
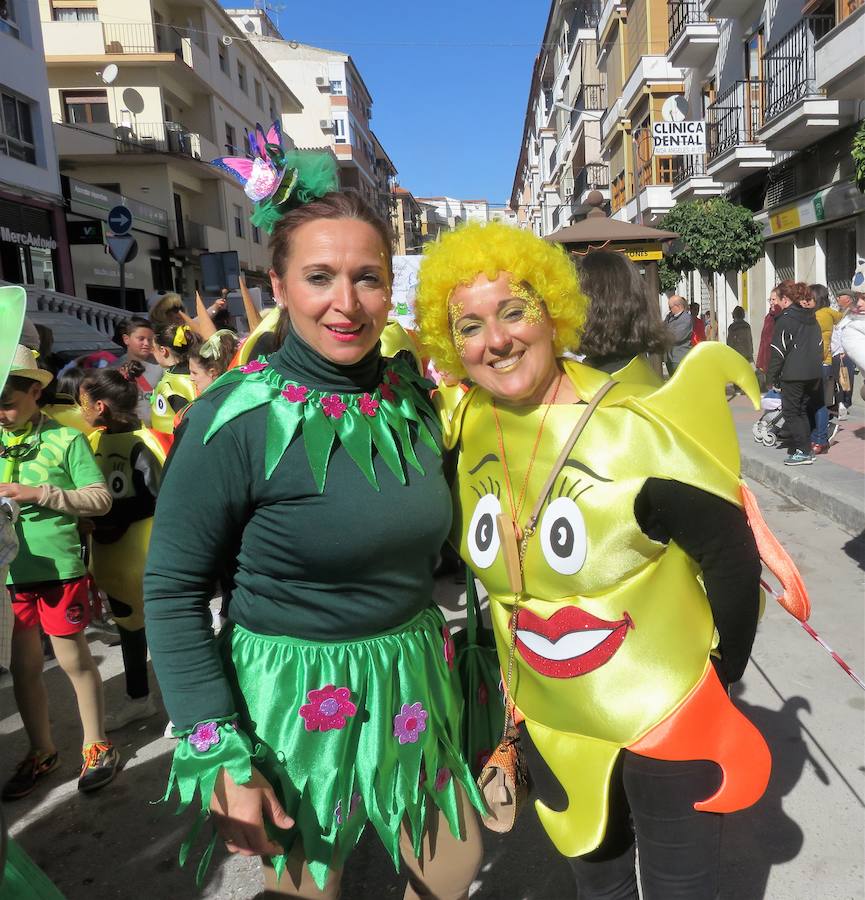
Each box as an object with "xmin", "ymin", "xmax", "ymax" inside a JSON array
[{"xmin": 753, "ymin": 390, "xmax": 784, "ymax": 447}]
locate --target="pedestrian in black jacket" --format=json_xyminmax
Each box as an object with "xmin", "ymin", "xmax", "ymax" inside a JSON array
[{"xmin": 765, "ymin": 281, "xmax": 823, "ymax": 465}]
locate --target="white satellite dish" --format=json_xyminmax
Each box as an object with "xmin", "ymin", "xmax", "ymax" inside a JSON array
[
  {"xmin": 100, "ymin": 64, "xmax": 119, "ymax": 85},
  {"xmin": 661, "ymin": 95, "xmax": 689, "ymax": 123}
]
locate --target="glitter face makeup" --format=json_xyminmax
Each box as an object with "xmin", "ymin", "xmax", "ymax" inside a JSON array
[
  {"xmin": 449, "ymin": 299, "xmax": 466, "ymax": 356},
  {"xmin": 509, "ymin": 281, "xmax": 545, "ymax": 326}
]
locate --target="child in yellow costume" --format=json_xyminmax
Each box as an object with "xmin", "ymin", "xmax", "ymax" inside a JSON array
[
  {"xmin": 415, "ymin": 223, "xmax": 810, "ymax": 899},
  {"xmin": 150, "ymin": 323, "xmax": 201, "ymax": 433},
  {"xmin": 79, "ymin": 362, "xmax": 168, "ymax": 730}
]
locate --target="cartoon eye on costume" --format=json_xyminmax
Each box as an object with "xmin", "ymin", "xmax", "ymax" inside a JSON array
[
  {"xmin": 540, "ymin": 496, "xmax": 587, "ymax": 575},
  {"xmin": 467, "ymin": 493, "xmax": 502, "ymax": 569},
  {"xmin": 154, "ymin": 393, "xmax": 169, "ymax": 416},
  {"xmin": 109, "ymin": 470, "xmax": 129, "ymax": 497}
]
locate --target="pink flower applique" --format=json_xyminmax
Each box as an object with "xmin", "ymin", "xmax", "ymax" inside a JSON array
[
  {"xmin": 393, "ymin": 701, "xmax": 428, "ymax": 744},
  {"xmin": 321, "ymin": 394, "xmax": 348, "ymax": 419},
  {"xmin": 281, "ymin": 384, "xmax": 309, "ymax": 403},
  {"xmin": 442, "ymin": 626, "xmax": 455, "ymax": 670},
  {"xmin": 299, "ymin": 685, "xmax": 357, "ymax": 732},
  {"xmin": 379, "ymin": 382, "xmax": 396, "ymax": 402},
  {"xmin": 477, "ymin": 681, "xmax": 489, "ymax": 705},
  {"xmin": 434, "ymin": 768, "xmax": 451, "ymax": 791},
  {"xmin": 386, "ymin": 369, "xmax": 401, "ymax": 387},
  {"xmin": 240, "ymin": 360, "xmax": 268, "ymax": 374},
  {"xmin": 189, "ymin": 721, "xmax": 221, "ymax": 753},
  {"xmin": 358, "ymin": 393, "xmax": 379, "ymax": 416}
]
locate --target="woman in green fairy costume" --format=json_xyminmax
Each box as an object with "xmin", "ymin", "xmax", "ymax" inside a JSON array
[{"xmin": 143, "ymin": 183, "xmax": 485, "ymax": 897}]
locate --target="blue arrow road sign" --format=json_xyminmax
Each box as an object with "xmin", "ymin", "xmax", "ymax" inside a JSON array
[{"xmin": 108, "ymin": 204, "xmax": 132, "ymax": 235}]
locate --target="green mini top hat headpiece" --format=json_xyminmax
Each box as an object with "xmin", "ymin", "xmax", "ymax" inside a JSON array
[{"xmin": 211, "ymin": 120, "xmax": 340, "ymax": 234}]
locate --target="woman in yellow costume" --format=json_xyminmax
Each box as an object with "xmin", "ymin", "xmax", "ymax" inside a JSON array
[
  {"xmin": 150, "ymin": 323, "xmax": 201, "ymax": 433},
  {"xmin": 79, "ymin": 362, "xmax": 168, "ymax": 730},
  {"xmin": 415, "ymin": 223, "xmax": 805, "ymax": 899}
]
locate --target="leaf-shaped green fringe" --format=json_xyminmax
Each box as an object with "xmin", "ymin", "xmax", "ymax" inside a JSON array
[
  {"xmin": 201, "ymin": 359, "xmax": 441, "ymax": 492},
  {"xmin": 302, "ymin": 402, "xmax": 336, "ymax": 493},
  {"xmin": 264, "ymin": 400, "xmax": 304, "ymax": 479}
]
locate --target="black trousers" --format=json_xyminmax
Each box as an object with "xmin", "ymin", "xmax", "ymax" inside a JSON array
[
  {"xmin": 523, "ymin": 730, "xmax": 722, "ymax": 900},
  {"xmin": 107, "ymin": 596, "xmax": 149, "ymax": 699},
  {"xmin": 780, "ymin": 378, "xmax": 821, "ymax": 453}
]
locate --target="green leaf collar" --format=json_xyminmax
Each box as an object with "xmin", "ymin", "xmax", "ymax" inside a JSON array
[{"xmin": 202, "ymin": 358, "xmax": 440, "ymax": 492}]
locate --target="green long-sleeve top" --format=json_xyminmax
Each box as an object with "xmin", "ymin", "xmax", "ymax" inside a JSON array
[{"xmin": 143, "ymin": 328, "xmax": 452, "ymax": 731}]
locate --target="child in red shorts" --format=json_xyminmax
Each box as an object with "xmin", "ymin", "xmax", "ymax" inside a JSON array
[{"xmin": 1, "ymin": 345, "xmax": 118, "ymax": 799}]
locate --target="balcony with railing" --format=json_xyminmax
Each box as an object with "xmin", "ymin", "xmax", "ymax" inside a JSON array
[
  {"xmin": 760, "ymin": 16, "xmax": 852, "ymax": 149},
  {"xmin": 569, "ymin": 84, "xmax": 607, "ymax": 136},
  {"xmin": 815, "ymin": 0, "xmax": 865, "ymax": 99},
  {"xmin": 171, "ymin": 218, "xmax": 209, "ymax": 253},
  {"xmin": 670, "ymin": 154, "xmax": 725, "ymax": 200},
  {"xmin": 706, "ymin": 80, "xmax": 775, "ymax": 181},
  {"xmin": 667, "ymin": 0, "xmax": 719, "ymax": 70},
  {"xmin": 116, "ymin": 122, "xmax": 203, "ymax": 159}
]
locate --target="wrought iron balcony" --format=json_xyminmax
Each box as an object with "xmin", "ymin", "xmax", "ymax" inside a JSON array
[
  {"xmin": 764, "ymin": 15, "xmax": 835, "ymax": 122},
  {"xmin": 668, "ymin": 0, "xmax": 709, "ymax": 48},
  {"xmin": 566, "ymin": 3, "xmax": 601, "ymax": 33},
  {"xmin": 575, "ymin": 163, "xmax": 610, "ymax": 196},
  {"xmin": 707, "ymin": 80, "xmax": 766, "ymax": 160},
  {"xmin": 115, "ymin": 122, "xmax": 202, "ymax": 158},
  {"xmin": 102, "ymin": 21, "xmax": 191, "ymax": 56},
  {"xmin": 569, "ymin": 84, "xmax": 607, "ymax": 130},
  {"xmin": 672, "ymin": 155, "xmax": 707, "ymax": 184}
]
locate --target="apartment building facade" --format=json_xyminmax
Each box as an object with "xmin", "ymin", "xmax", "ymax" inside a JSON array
[
  {"xmin": 392, "ymin": 187, "xmax": 423, "ymax": 255},
  {"xmin": 39, "ymin": 0, "xmax": 301, "ymax": 310},
  {"xmin": 247, "ymin": 33, "xmax": 394, "ymax": 222},
  {"xmin": 511, "ymin": 1, "xmax": 609, "ymax": 236},
  {"xmin": 0, "ymin": 0, "xmax": 73, "ymax": 293}
]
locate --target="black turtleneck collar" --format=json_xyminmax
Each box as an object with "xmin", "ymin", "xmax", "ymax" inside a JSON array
[{"xmin": 269, "ymin": 322, "xmax": 384, "ymax": 393}]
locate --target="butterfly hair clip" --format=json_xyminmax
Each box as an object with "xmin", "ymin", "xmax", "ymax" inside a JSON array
[{"xmin": 210, "ymin": 120, "xmax": 338, "ymax": 234}]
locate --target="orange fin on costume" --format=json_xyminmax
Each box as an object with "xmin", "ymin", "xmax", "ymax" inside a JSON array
[
  {"xmin": 741, "ymin": 482, "xmax": 810, "ymax": 621},
  {"xmin": 628, "ymin": 664, "xmax": 770, "ymax": 813}
]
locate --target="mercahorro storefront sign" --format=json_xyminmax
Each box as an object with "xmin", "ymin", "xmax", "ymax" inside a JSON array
[
  {"xmin": 0, "ymin": 227, "xmax": 57, "ymax": 250},
  {"xmin": 651, "ymin": 121, "xmax": 706, "ymax": 156}
]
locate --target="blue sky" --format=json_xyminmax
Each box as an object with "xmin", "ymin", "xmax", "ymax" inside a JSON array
[{"xmin": 221, "ymin": 1, "xmax": 547, "ymax": 206}]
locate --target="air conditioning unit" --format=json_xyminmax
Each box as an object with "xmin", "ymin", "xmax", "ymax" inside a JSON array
[
  {"xmin": 315, "ymin": 76, "xmax": 328, "ymax": 87},
  {"xmin": 319, "ymin": 119, "xmax": 334, "ymax": 131}
]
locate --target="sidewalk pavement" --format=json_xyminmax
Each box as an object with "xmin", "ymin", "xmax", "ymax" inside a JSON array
[{"xmin": 731, "ymin": 395, "xmax": 864, "ymax": 534}]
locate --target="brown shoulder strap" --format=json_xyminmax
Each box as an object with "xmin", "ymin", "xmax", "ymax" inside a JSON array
[{"xmin": 523, "ymin": 379, "xmax": 617, "ymax": 536}]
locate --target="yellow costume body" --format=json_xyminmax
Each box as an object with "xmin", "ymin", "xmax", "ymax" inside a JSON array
[
  {"xmin": 88, "ymin": 428, "xmax": 166, "ymax": 630},
  {"xmin": 446, "ymin": 343, "xmax": 771, "ymax": 857},
  {"xmin": 151, "ymin": 370, "xmax": 196, "ymax": 433}
]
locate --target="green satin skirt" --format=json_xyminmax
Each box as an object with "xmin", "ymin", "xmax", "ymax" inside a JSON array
[{"xmin": 221, "ymin": 605, "xmax": 485, "ymax": 889}]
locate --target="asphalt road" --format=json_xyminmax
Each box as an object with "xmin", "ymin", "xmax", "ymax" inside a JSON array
[{"xmin": 1, "ymin": 479, "xmax": 863, "ymax": 899}]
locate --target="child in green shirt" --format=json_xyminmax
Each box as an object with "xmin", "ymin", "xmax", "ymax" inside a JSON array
[{"xmin": 0, "ymin": 345, "xmax": 119, "ymax": 799}]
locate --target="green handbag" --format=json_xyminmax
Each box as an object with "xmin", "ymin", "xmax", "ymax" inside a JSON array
[{"xmin": 454, "ymin": 568, "xmax": 505, "ymax": 777}]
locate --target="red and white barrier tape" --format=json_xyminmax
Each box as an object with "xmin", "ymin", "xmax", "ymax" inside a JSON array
[{"xmin": 761, "ymin": 579, "xmax": 865, "ymax": 692}]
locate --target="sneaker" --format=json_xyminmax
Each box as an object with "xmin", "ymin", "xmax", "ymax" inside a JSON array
[
  {"xmin": 784, "ymin": 451, "xmax": 815, "ymax": 466},
  {"xmin": 838, "ymin": 403, "xmax": 848, "ymax": 421},
  {"xmin": 811, "ymin": 443, "xmax": 829, "ymax": 455},
  {"xmin": 2, "ymin": 750, "xmax": 59, "ymax": 800},
  {"xmin": 105, "ymin": 694, "xmax": 158, "ymax": 732},
  {"xmin": 78, "ymin": 741, "xmax": 120, "ymax": 792},
  {"xmin": 828, "ymin": 420, "xmax": 840, "ymax": 443}
]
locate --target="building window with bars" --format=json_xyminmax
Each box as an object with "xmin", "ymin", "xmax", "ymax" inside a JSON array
[
  {"xmin": 330, "ymin": 80, "xmax": 344, "ymax": 94},
  {"xmin": 611, "ymin": 170, "xmax": 626, "ymax": 212},
  {"xmin": 0, "ymin": 0, "xmax": 19, "ymax": 36},
  {"xmin": 233, "ymin": 204, "xmax": 244, "ymax": 238},
  {"xmin": 218, "ymin": 43, "xmax": 229, "ymax": 75},
  {"xmin": 333, "ymin": 118, "xmax": 347, "ymax": 144},
  {"xmin": 237, "ymin": 61, "xmax": 247, "ymax": 94},
  {"xmin": 0, "ymin": 90, "xmax": 36, "ymax": 164},
  {"xmin": 61, "ymin": 89, "xmax": 109, "ymax": 125},
  {"xmin": 225, "ymin": 122, "xmax": 236, "ymax": 155}
]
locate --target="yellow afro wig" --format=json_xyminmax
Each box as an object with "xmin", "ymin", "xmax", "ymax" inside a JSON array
[{"xmin": 415, "ymin": 221, "xmax": 587, "ymax": 377}]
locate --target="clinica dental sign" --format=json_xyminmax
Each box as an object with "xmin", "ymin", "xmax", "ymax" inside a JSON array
[{"xmin": 651, "ymin": 121, "xmax": 706, "ymax": 156}]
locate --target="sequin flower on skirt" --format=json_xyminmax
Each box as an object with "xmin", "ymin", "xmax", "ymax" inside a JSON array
[
  {"xmin": 393, "ymin": 702, "xmax": 428, "ymax": 744},
  {"xmin": 188, "ymin": 721, "xmax": 221, "ymax": 752},
  {"xmin": 299, "ymin": 685, "xmax": 357, "ymax": 732},
  {"xmin": 321, "ymin": 395, "xmax": 348, "ymax": 419},
  {"xmin": 240, "ymin": 359, "xmax": 268, "ymax": 374}
]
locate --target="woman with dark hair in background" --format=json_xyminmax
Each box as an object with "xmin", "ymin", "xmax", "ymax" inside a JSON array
[
  {"xmin": 808, "ymin": 284, "xmax": 842, "ymax": 453},
  {"xmin": 576, "ymin": 249, "xmax": 668, "ymax": 382},
  {"xmin": 766, "ymin": 281, "xmax": 824, "ymax": 465}
]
